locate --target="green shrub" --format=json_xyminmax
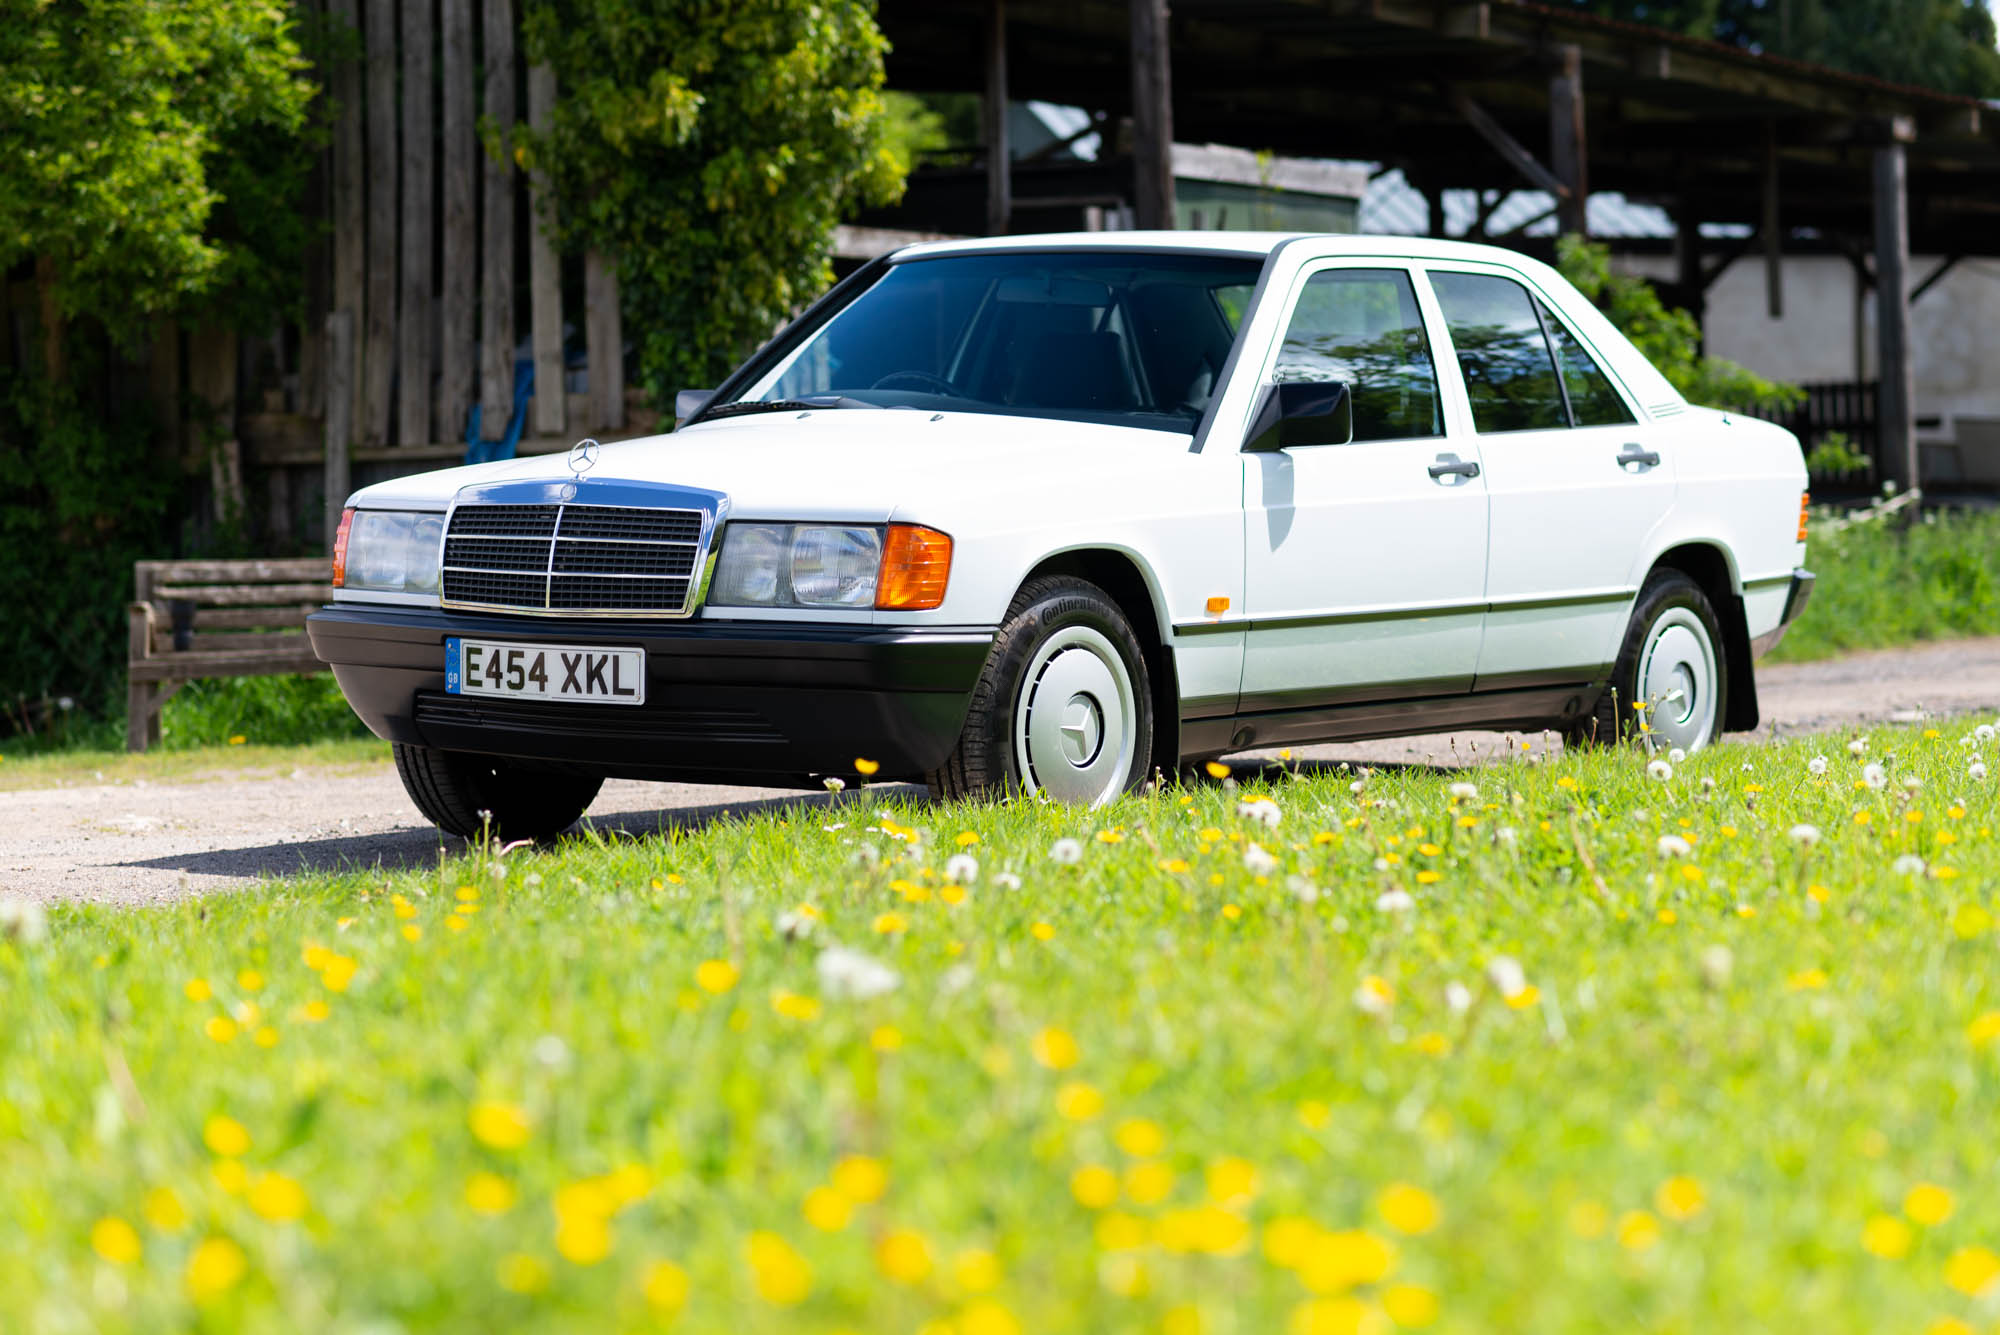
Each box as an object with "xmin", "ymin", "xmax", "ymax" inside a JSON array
[{"xmin": 1773, "ymin": 508, "xmax": 2000, "ymax": 661}]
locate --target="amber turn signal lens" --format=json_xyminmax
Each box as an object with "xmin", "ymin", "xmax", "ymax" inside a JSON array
[
  {"xmin": 331, "ymin": 507, "xmax": 356, "ymax": 587},
  {"xmin": 1797, "ymin": 491, "xmax": 1810, "ymax": 543},
  {"xmin": 876, "ymin": 524, "xmax": 952, "ymax": 610}
]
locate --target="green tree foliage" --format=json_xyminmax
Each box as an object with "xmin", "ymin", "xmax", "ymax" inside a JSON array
[
  {"xmin": 1563, "ymin": 0, "xmax": 2000, "ymax": 97},
  {"xmin": 1556, "ymin": 235, "xmax": 1804, "ymax": 414},
  {"xmin": 517, "ymin": 0, "xmax": 907, "ymax": 401},
  {"xmin": 0, "ymin": 0, "xmax": 318, "ymax": 348}
]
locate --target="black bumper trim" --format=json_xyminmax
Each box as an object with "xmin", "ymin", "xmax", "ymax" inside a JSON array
[
  {"xmin": 1750, "ymin": 567, "xmax": 1814, "ymax": 658},
  {"xmin": 307, "ymin": 605, "xmax": 995, "ymax": 782}
]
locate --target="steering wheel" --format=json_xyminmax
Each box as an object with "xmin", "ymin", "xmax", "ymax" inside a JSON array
[{"xmin": 870, "ymin": 370, "xmax": 961, "ymax": 396}]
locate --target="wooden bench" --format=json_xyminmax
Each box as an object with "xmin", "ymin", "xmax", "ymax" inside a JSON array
[{"xmin": 126, "ymin": 558, "xmax": 333, "ymax": 752}]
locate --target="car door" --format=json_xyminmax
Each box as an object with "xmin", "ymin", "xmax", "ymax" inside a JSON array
[
  {"xmin": 1424, "ymin": 265, "xmax": 1674, "ymax": 691},
  {"xmin": 1237, "ymin": 261, "xmax": 1490, "ymax": 717}
]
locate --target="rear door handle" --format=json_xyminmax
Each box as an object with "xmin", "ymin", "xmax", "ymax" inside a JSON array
[
  {"xmin": 1617, "ymin": 444, "xmax": 1662, "ymax": 468},
  {"xmin": 1428, "ymin": 454, "xmax": 1481, "ymax": 480}
]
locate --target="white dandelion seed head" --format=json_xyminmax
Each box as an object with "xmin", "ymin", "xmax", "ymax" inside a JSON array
[
  {"xmin": 991, "ymin": 872, "xmax": 1022, "ymax": 891},
  {"xmin": 1863, "ymin": 763, "xmax": 1888, "ymax": 790},
  {"xmin": 1647, "ymin": 759, "xmax": 1673, "ymax": 783},
  {"xmin": 1976, "ymin": 723, "xmax": 1996, "ymax": 742},
  {"xmin": 1971, "ymin": 761, "xmax": 1989, "ymax": 781},
  {"xmin": 1892, "ymin": 854, "xmax": 1926, "ymax": 877},
  {"xmin": 1445, "ymin": 981, "xmax": 1474, "ymax": 1014},
  {"xmin": 1049, "ymin": 838, "xmax": 1084, "ymax": 865},
  {"xmin": 944, "ymin": 853, "xmax": 979, "ymax": 884},
  {"xmin": 1849, "ymin": 738, "xmax": 1869, "ymax": 757},
  {"xmin": 822, "ymin": 776, "xmax": 846, "ymax": 794},
  {"xmin": 1700, "ymin": 776, "xmax": 1717, "ymax": 792},
  {"xmin": 1657, "ymin": 834, "xmax": 1692, "ymax": 858},
  {"xmin": 1788, "ymin": 823, "xmax": 1822, "ymax": 847},
  {"xmin": 1372, "ymin": 857, "xmax": 1391, "ymax": 872},
  {"xmin": 1903, "ymin": 776, "xmax": 1923, "ymax": 792},
  {"xmin": 777, "ymin": 909, "xmax": 818, "ymax": 941},
  {"xmin": 1667, "ymin": 747, "xmax": 1687, "ymax": 764},
  {"xmin": 940, "ymin": 963, "xmax": 977, "ymax": 994},
  {"xmin": 0, "ymin": 897, "xmax": 47, "ymax": 946},
  {"xmin": 1243, "ymin": 842, "xmax": 1278, "ymax": 876},
  {"xmin": 816, "ymin": 946, "xmax": 901, "ymax": 1001},
  {"xmin": 1699, "ymin": 945, "xmax": 1734, "ymax": 988},
  {"xmin": 1289, "ymin": 875, "xmax": 1322, "ymax": 905},
  {"xmin": 1495, "ymin": 825, "xmax": 1518, "ymax": 846},
  {"xmin": 524, "ymin": 872, "xmax": 543, "ymax": 888},
  {"xmin": 1236, "ymin": 797, "xmax": 1282, "ymax": 828},
  {"xmin": 849, "ymin": 842, "xmax": 882, "ymax": 870},
  {"xmin": 1375, "ymin": 889, "xmax": 1415, "ymax": 913},
  {"xmin": 531, "ymin": 1035, "xmax": 570, "ymax": 1069},
  {"xmin": 1448, "ymin": 781, "xmax": 1479, "ymax": 801},
  {"xmin": 1353, "ymin": 978, "xmax": 1394, "ymax": 1015},
  {"xmin": 1485, "ymin": 955, "xmax": 1527, "ymax": 997},
  {"xmin": 1348, "ymin": 779, "xmax": 1367, "ymax": 795},
  {"xmin": 1807, "ymin": 755, "xmax": 1828, "ymax": 776}
]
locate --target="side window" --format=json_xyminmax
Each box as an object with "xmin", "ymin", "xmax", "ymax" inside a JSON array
[
  {"xmin": 1537, "ymin": 299, "xmax": 1635, "ymax": 427},
  {"xmin": 1272, "ymin": 269, "xmax": 1441, "ymax": 442},
  {"xmin": 1429, "ymin": 272, "xmax": 1567, "ymax": 433}
]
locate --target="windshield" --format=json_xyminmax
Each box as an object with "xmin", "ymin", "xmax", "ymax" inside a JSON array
[{"xmin": 712, "ymin": 251, "xmax": 1266, "ymax": 432}]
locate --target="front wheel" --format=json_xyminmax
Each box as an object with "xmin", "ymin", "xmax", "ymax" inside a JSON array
[
  {"xmin": 1568, "ymin": 569, "xmax": 1728, "ymax": 753},
  {"xmin": 929, "ymin": 576, "xmax": 1153, "ymax": 805},
  {"xmin": 393, "ymin": 743, "xmax": 603, "ymax": 842}
]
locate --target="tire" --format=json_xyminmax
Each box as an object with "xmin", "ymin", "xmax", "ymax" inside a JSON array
[
  {"xmin": 393, "ymin": 743, "xmax": 603, "ymax": 842},
  {"xmin": 1567, "ymin": 569, "xmax": 1728, "ymax": 753},
  {"xmin": 928, "ymin": 575, "xmax": 1153, "ymax": 805}
]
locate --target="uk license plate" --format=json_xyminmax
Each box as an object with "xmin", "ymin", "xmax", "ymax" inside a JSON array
[{"xmin": 445, "ymin": 638, "xmax": 645, "ymax": 705}]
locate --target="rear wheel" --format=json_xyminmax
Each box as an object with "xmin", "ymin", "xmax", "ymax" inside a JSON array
[
  {"xmin": 1567, "ymin": 569, "xmax": 1727, "ymax": 753},
  {"xmin": 392, "ymin": 743, "xmax": 603, "ymax": 842},
  {"xmin": 929, "ymin": 576, "xmax": 1153, "ymax": 805}
]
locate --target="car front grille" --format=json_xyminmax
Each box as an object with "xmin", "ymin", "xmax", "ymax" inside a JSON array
[{"xmin": 441, "ymin": 502, "xmax": 713, "ymax": 617}]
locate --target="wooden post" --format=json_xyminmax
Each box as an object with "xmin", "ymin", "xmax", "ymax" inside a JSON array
[
  {"xmin": 584, "ymin": 251, "xmax": 624, "ymax": 432},
  {"xmin": 1675, "ymin": 204, "xmax": 1705, "ymax": 348},
  {"xmin": 324, "ymin": 309, "xmax": 355, "ymax": 547},
  {"xmin": 362, "ymin": 0, "xmax": 398, "ymax": 449},
  {"xmin": 983, "ymin": 0, "xmax": 1010, "ymax": 236},
  {"xmin": 479, "ymin": 0, "xmax": 517, "ymax": 442},
  {"xmin": 127, "ymin": 566, "xmax": 157, "ymax": 753},
  {"xmin": 1762, "ymin": 119, "xmax": 1783, "ymax": 320},
  {"xmin": 1130, "ymin": 0, "xmax": 1176, "ymax": 230},
  {"xmin": 1873, "ymin": 140, "xmax": 1917, "ymax": 496},
  {"xmin": 398, "ymin": 0, "xmax": 436, "ymax": 448},
  {"xmin": 438, "ymin": 0, "xmax": 475, "ymax": 443},
  {"xmin": 188, "ymin": 329, "xmax": 240, "ymax": 514},
  {"xmin": 1548, "ymin": 44, "xmax": 1587, "ymax": 237},
  {"xmin": 1421, "ymin": 179, "xmax": 1445, "ymax": 239},
  {"xmin": 528, "ymin": 62, "xmax": 566, "ymax": 438},
  {"xmin": 329, "ymin": 0, "xmax": 365, "ymax": 439},
  {"xmin": 148, "ymin": 318, "xmax": 182, "ymax": 461}
]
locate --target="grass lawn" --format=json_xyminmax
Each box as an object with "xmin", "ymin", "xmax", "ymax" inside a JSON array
[
  {"xmin": 0, "ymin": 737, "xmax": 388, "ymax": 795},
  {"xmin": 1771, "ymin": 508, "xmax": 2000, "ymax": 663},
  {"xmin": 5, "ymin": 719, "xmax": 2000, "ymax": 1332}
]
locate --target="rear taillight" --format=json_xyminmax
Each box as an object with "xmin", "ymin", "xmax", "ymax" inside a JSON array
[
  {"xmin": 331, "ymin": 507, "xmax": 355, "ymax": 587},
  {"xmin": 1797, "ymin": 492, "xmax": 1810, "ymax": 543}
]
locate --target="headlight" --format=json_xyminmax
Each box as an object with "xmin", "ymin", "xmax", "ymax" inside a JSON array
[
  {"xmin": 709, "ymin": 522, "xmax": 951, "ymax": 611},
  {"xmin": 333, "ymin": 508, "xmax": 444, "ymax": 594}
]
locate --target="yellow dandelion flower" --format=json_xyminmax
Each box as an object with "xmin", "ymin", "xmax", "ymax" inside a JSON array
[
  {"xmin": 497, "ymin": 1252, "xmax": 550, "ymax": 1294},
  {"xmin": 955, "ymin": 1247, "xmax": 1003, "ymax": 1293},
  {"xmin": 1376, "ymin": 1182, "xmax": 1441, "ymax": 1235},
  {"xmin": 446, "ymin": 915, "xmax": 470, "ymax": 933},
  {"xmin": 1382, "ymin": 1283, "xmax": 1440, "ymax": 1328},
  {"xmin": 691, "ymin": 958, "xmax": 739, "ymax": 994},
  {"xmin": 874, "ymin": 911, "xmax": 910, "ymax": 935},
  {"xmin": 253, "ymin": 1026, "xmax": 280, "ymax": 1048},
  {"xmin": 247, "ymin": 1172, "xmax": 308, "ymax": 1222},
  {"xmin": 1414, "ymin": 1031, "xmax": 1451, "ymax": 1056},
  {"xmin": 1616, "ymin": 1210, "xmax": 1661, "ymax": 1252},
  {"xmin": 1100, "ymin": 1251, "xmax": 1150, "ymax": 1297},
  {"xmin": 1787, "ymin": 968, "xmax": 1829, "ymax": 991},
  {"xmin": 1568, "ymin": 1199, "xmax": 1610, "ymax": 1239},
  {"xmin": 1415, "ymin": 870, "xmax": 1441, "ymax": 885},
  {"xmin": 961, "ymin": 1299, "xmax": 1023, "ymax": 1335},
  {"xmin": 465, "ymin": 1171, "xmax": 516, "ymax": 1214},
  {"xmin": 1096, "ymin": 828, "xmax": 1125, "ymax": 844},
  {"xmin": 1206, "ymin": 1156, "xmax": 1259, "ymax": 1208},
  {"xmin": 469, "ymin": 1100, "xmax": 531, "ymax": 1150},
  {"xmin": 228, "ymin": 735, "xmax": 247, "ymax": 746},
  {"xmin": 320, "ymin": 954, "xmax": 358, "ymax": 992},
  {"xmin": 831, "ymin": 1154, "xmax": 888, "ymax": 1204},
  {"xmin": 853, "ymin": 757, "xmax": 880, "ymax": 776},
  {"xmin": 143, "ymin": 1187, "xmax": 189, "ymax": 1234},
  {"xmin": 204, "ymin": 1016, "xmax": 238, "ymax": 1043},
  {"xmin": 211, "ymin": 1159, "xmax": 248, "ymax": 1195},
  {"xmin": 876, "ymin": 1228, "xmax": 933, "ymax": 1283},
  {"xmin": 203, "ymin": 1114, "xmax": 251, "ymax": 1157},
  {"xmin": 1557, "ymin": 776, "xmax": 1579, "ymax": 790},
  {"xmin": 1655, "ymin": 1176, "xmax": 1705, "ymax": 1221},
  {"xmin": 1124, "ymin": 1159, "xmax": 1175, "ymax": 1205},
  {"xmin": 956, "ymin": 830, "xmax": 980, "ymax": 847},
  {"xmin": 871, "ymin": 1024, "xmax": 904, "ymax": 1053},
  {"xmin": 1505, "ymin": 985, "xmax": 1540, "ymax": 1010},
  {"xmin": 1096, "ymin": 1210, "xmax": 1149, "ymax": 1250},
  {"xmin": 1032, "ymin": 1025, "xmax": 1080, "ymax": 1070},
  {"xmin": 1946, "ymin": 1246, "xmax": 2000, "ymax": 1297},
  {"xmin": 300, "ymin": 1000, "xmax": 330, "ymax": 1022},
  {"xmin": 185, "ymin": 1237, "xmax": 247, "ymax": 1302},
  {"xmin": 1862, "ymin": 1214, "xmax": 1913, "ymax": 1259},
  {"xmin": 1905, "ymin": 1182, "xmax": 1955, "ymax": 1226},
  {"xmin": 638, "ymin": 1258, "xmax": 688, "ymax": 1310},
  {"xmin": 1205, "ymin": 761, "xmax": 1232, "ymax": 779},
  {"xmin": 90, "ymin": 1216, "xmax": 142, "ymax": 1265},
  {"xmin": 1657, "ymin": 909, "xmax": 1678, "ymax": 924},
  {"xmin": 1926, "ymin": 1319, "xmax": 1975, "ymax": 1335},
  {"xmin": 456, "ymin": 885, "xmax": 479, "ymax": 901},
  {"xmin": 1071, "ymin": 1164, "xmax": 1119, "ymax": 1210},
  {"xmin": 771, "ymin": 990, "xmax": 821, "ymax": 1022},
  {"xmin": 1264, "ymin": 1215, "xmax": 1320, "ymax": 1268},
  {"xmin": 1115, "ymin": 1117, "xmax": 1165, "ymax": 1157},
  {"xmin": 1056, "ymin": 1081, "xmax": 1104, "ymax": 1121},
  {"xmin": 802, "ymin": 1185, "xmax": 851, "ymax": 1231},
  {"xmin": 1968, "ymin": 1011, "xmax": 2000, "ymax": 1046},
  {"xmin": 402, "ymin": 924, "xmax": 423, "ymax": 942},
  {"xmin": 556, "ymin": 1214, "xmax": 613, "ymax": 1265},
  {"xmin": 1298, "ymin": 1100, "xmax": 1332, "ymax": 1130},
  {"xmin": 1297, "ymin": 1228, "xmax": 1396, "ymax": 1292}
]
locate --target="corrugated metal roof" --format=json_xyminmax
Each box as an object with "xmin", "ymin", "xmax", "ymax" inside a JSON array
[{"xmin": 1355, "ymin": 165, "xmax": 1678, "ymax": 240}]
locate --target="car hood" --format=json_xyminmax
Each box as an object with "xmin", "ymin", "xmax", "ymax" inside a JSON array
[{"xmin": 347, "ymin": 409, "xmax": 1193, "ymax": 522}]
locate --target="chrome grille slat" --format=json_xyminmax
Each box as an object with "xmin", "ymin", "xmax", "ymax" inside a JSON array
[{"xmin": 440, "ymin": 501, "xmax": 713, "ymax": 617}]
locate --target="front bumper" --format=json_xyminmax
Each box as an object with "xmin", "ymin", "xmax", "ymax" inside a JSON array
[
  {"xmin": 1749, "ymin": 567, "xmax": 1815, "ymax": 658},
  {"xmin": 306, "ymin": 605, "xmax": 995, "ymax": 786}
]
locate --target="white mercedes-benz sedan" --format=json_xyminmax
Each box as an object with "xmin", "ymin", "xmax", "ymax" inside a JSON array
[{"xmin": 309, "ymin": 232, "xmax": 1813, "ymax": 839}]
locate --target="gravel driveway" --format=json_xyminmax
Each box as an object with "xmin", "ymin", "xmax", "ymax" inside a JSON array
[{"xmin": 7, "ymin": 637, "xmax": 1998, "ymax": 907}]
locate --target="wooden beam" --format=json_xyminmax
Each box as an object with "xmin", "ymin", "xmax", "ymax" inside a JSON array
[
  {"xmin": 438, "ymin": 0, "xmax": 476, "ymax": 443},
  {"xmin": 584, "ymin": 250, "xmax": 624, "ymax": 432},
  {"xmin": 1450, "ymin": 88, "xmax": 1569, "ymax": 199},
  {"xmin": 1872, "ymin": 142, "xmax": 1917, "ymax": 496},
  {"xmin": 1910, "ymin": 253, "xmax": 1962, "ymax": 305},
  {"xmin": 1130, "ymin": 0, "xmax": 1176, "ymax": 229},
  {"xmin": 1548, "ymin": 45, "xmax": 1587, "ymax": 236},
  {"xmin": 328, "ymin": 0, "xmax": 365, "ymax": 441},
  {"xmin": 528, "ymin": 63, "xmax": 566, "ymax": 437},
  {"xmin": 479, "ymin": 0, "xmax": 517, "ymax": 442},
  {"xmin": 362, "ymin": 0, "xmax": 397, "ymax": 449},
  {"xmin": 324, "ymin": 309, "xmax": 354, "ymax": 548},
  {"xmin": 398, "ymin": 0, "xmax": 436, "ymax": 449},
  {"xmin": 1762, "ymin": 119, "xmax": 1783, "ymax": 319},
  {"xmin": 984, "ymin": 0, "xmax": 1011, "ymax": 236}
]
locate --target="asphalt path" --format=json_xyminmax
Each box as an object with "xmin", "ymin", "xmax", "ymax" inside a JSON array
[{"xmin": 5, "ymin": 637, "xmax": 1997, "ymax": 906}]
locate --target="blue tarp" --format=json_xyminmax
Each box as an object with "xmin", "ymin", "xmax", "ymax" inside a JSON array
[{"xmin": 464, "ymin": 356, "xmax": 536, "ymax": 464}]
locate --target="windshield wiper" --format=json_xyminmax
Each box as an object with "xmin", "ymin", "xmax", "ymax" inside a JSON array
[{"xmin": 703, "ymin": 395, "xmax": 883, "ymax": 420}]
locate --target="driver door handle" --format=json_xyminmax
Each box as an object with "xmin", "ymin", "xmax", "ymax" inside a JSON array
[
  {"xmin": 1617, "ymin": 444, "xmax": 1662, "ymax": 468},
  {"xmin": 1428, "ymin": 454, "xmax": 1480, "ymax": 480}
]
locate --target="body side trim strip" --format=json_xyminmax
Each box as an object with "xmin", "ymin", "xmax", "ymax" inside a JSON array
[{"xmin": 1171, "ymin": 588, "xmax": 1635, "ymax": 637}]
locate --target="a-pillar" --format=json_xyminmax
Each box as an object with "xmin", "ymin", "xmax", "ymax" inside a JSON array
[
  {"xmin": 1871, "ymin": 122, "xmax": 1918, "ymax": 496},
  {"xmin": 983, "ymin": 0, "xmax": 1010, "ymax": 236},
  {"xmin": 1548, "ymin": 45, "xmax": 1587, "ymax": 237},
  {"xmin": 1131, "ymin": 0, "xmax": 1176, "ymax": 229}
]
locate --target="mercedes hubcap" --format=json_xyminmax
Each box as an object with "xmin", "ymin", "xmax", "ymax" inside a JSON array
[
  {"xmin": 1637, "ymin": 609, "xmax": 1718, "ymax": 753},
  {"xmin": 1014, "ymin": 626, "xmax": 1136, "ymax": 806}
]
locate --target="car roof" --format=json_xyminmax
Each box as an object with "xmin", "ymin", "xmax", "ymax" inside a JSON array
[{"xmin": 887, "ymin": 230, "xmax": 1554, "ymax": 267}]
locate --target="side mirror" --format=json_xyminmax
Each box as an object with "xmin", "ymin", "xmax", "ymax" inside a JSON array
[
  {"xmin": 675, "ymin": 388, "xmax": 715, "ymax": 423},
  {"xmin": 1243, "ymin": 381, "xmax": 1353, "ymax": 452}
]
